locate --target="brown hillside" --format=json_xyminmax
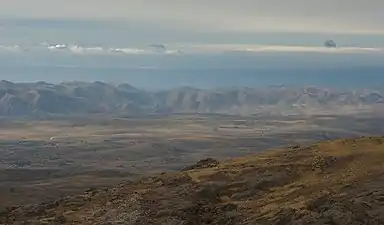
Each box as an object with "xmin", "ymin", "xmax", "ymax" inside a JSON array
[{"xmin": 2, "ymin": 137, "xmax": 384, "ymax": 224}]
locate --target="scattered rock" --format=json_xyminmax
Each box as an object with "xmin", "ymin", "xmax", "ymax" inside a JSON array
[
  {"xmin": 183, "ymin": 158, "xmax": 219, "ymax": 171},
  {"xmin": 312, "ymin": 155, "xmax": 336, "ymax": 172},
  {"xmin": 288, "ymin": 144, "xmax": 300, "ymax": 150}
]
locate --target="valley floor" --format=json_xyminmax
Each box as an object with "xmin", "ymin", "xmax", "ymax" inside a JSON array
[{"xmin": 1, "ymin": 114, "xmax": 384, "ymax": 214}]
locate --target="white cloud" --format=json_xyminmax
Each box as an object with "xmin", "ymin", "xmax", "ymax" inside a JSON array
[
  {"xmin": 1, "ymin": 42, "xmax": 383, "ymax": 55},
  {"xmin": 110, "ymin": 48, "xmax": 147, "ymax": 55},
  {"xmin": 47, "ymin": 44, "xmax": 67, "ymax": 50},
  {"xmin": 241, "ymin": 46, "xmax": 383, "ymax": 54},
  {"xmin": 69, "ymin": 46, "xmax": 105, "ymax": 54},
  {"xmin": 179, "ymin": 44, "xmax": 384, "ymax": 54},
  {"xmin": 39, "ymin": 43, "xmax": 182, "ymax": 55}
]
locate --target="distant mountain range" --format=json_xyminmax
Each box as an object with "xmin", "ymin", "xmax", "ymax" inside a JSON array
[{"xmin": 1, "ymin": 80, "xmax": 384, "ymax": 117}]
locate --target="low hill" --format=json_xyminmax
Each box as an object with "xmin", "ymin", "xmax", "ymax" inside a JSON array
[
  {"xmin": 1, "ymin": 80, "xmax": 384, "ymax": 116},
  {"xmin": 2, "ymin": 137, "xmax": 384, "ymax": 224}
]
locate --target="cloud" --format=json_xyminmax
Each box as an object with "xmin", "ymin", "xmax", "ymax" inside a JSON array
[
  {"xmin": 233, "ymin": 46, "xmax": 383, "ymax": 54},
  {"xmin": 109, "ymin": 48, "xmax": 147, "ymax": 55},
  {"xmin": 1, "ymin": 0, "xmax": 383, "ymax": 34},
  {"xmin": 47, "ymin": 44, "xmax": 67, "ymax": 50},
  {"xmin": 29, "ymin": 42, "xmax": 182, "ymax": 55},
  {"xmin": 0, "ymin": 45, "xmax": 22, "ymax": 52},
  {"xmin": 69, "ymin": 45, "xmax": 105, "ymax": 54},
  {"xmin": 179, "ymin": 44, "xmax": 384, "ymax": 54},
  {"xmin": 0, "ymin": 41, "xmax": 382, "ymax": 55}
]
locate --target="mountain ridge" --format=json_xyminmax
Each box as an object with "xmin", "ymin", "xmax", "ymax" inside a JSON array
[{"xmin": 1, "ymin": 80, "xmax": 384, "ymax": 116}]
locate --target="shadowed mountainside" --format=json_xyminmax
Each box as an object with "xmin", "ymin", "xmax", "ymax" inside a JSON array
[
  {"xmin": 1, "ymin": 80, "xmax": 384, "ymax": 116},
  {"xmin": 2, "ymin": 136, "xmax": 384, "ymax": 224}
]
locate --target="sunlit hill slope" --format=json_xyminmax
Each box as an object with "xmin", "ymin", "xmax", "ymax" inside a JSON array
[{"xmin": 2, "ymin": 137, "xmax": 384, "ymax": 224}]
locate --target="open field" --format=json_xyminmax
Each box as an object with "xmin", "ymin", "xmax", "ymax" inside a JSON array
[{"xmin": 1, "ymin": 114, "xmax": 384, "ymax": 209}]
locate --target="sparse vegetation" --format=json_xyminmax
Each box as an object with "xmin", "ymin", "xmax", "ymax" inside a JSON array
[{"xmin": 2, "ymin": 136, "xmax": 384, "ymax": 224}]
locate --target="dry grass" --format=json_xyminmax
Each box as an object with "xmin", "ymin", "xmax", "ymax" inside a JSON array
[{"xmin": 3, "ymin": 136, "xmax": 384, "ymax": 224}]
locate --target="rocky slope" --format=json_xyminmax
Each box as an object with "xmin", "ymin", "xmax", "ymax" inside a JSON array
[
  {"xmin": 1, "ymin": 80, "xmax": 384, "ymax": 116},
  {"xmin": 2, "ymin": 137, "xmax": 384, "ymax": 224}
]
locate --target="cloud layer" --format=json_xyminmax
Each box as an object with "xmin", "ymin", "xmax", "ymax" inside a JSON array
[
  {"xmin": 1, "ymin": 0, "xmax": 384, "ymax": 34},
  {"xmin": 1, "ymin": 43, "xmax": 383, "ymax": 56}
]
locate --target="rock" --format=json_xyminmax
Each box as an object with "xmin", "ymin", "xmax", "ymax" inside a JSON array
[
  {"xmin": 312, "ymin": 155, "xmax": 336, "ymax": 172},
  {"xmin": 288, "ymin": 144, "xmax": 300, "ymax": 150},
  {"xmin": 183, "ymin": 158, "xmax": 219, "ymax": 171}
]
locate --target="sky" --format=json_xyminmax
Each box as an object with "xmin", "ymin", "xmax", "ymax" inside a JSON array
[
  {"xmin": 0, "ymin": 0, "xmax": 384, "ymax": 86},
  {"xmin": 1, "ymin": 0, "xmax": 384, "ymax": 34},
  {"xmin": 0, "ymin": 0, "xmax": 384, "ymax": 47}
]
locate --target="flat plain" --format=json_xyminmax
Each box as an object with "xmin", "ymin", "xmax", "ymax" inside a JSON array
[{"xmin": 1, "ymin": 113, "xmax": 384, "ymax": 210}]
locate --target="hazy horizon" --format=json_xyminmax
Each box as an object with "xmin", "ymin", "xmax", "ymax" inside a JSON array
[{"xmin": 1, "ymin": 1, "xmax": 384, "ymax": 90}]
